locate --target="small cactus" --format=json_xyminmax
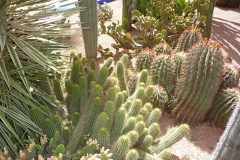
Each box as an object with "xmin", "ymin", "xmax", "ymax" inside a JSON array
[
  {"xmin": 209, "ymin": 88, "xmax": 239, "ymax": 127},
  {"xmin": 135, "ymin": 49, "xmax": 155, "ymax": 72}
]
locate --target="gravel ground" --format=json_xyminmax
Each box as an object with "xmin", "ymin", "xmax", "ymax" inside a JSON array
[{"xmin": 62, "ymin": 1, "xmax": 240, "ymax": 159}]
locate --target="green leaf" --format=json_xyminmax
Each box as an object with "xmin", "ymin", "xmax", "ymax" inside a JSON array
[
  {"xmin": 183, "ymin": 6, "xmax": 191, "ymax": 12},
  {"xmin": 0, "ymin": 112, "xmax": 23, "ymax": 147},
  {"xmin": 7, "ymin": 44, "xmax": 31, "ymax": 94},
  {"xmin": 0, "ymin": 25, "xmax": 6, "ymax": 51},
  {"xmin": 8, "ymin": 33, "xmax": 46, "ymax": 67},
  {"xmin": 8, "ymin": 21, "xmax": 39, "ymax": 31},
  {"xmin": 0, "ymin": 125, "xmax": 19, "ymax": 157},
  {"xmin": 0, "ymin": 54, "xmax": 10, "ymax": 89}
]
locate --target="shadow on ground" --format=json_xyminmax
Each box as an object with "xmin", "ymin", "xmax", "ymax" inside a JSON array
[{"xmin": 211, "ymin": 7, "xmax": 240, "ymax": 66}]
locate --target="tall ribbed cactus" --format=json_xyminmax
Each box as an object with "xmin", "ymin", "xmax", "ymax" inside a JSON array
[
  {"xmin": 212, "ymin": 100, "xmax": 240, "ymax": 160},
  {"xmin": 173, "ymin": 41, "xmax": 224, "ymax": 124},
  {"xmin": 79, "ymin": 0, "xmax": 98, "ymax": 58}
]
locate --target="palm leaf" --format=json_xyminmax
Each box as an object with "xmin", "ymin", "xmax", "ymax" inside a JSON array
[
  {"xmin": 0, "ymin": 53, "xmax": 11, "ymax": 89},
  {"xmin": 7, "ymin": 44, "xmax": 30, "ymax": 93},
  {"xmin": 0, "ymin": 25, "xmax": 6, "ymax": 51}
]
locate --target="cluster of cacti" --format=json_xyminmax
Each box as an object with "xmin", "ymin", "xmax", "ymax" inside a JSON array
[
  {"xmin": 216, "ymin": 0, "xmax": 240, "ymax": 7},
  {"xmin": 135, "ymin": 0, "xmax": 212, "ymax": 43},
  {"xmin": 100, "ymin": 19, "xmax": 136, "ymax": 51},
  {"xmin": 16, "ymin": 53, "xmax": 189, "ymax": 159},
  {"xmin": 134, "ymin": 28, "xmax": 239, "ymax": 126}
]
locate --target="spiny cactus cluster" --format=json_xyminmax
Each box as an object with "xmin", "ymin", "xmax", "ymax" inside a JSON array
[
  {"xmin": 6, "ymin": 53, "xmax": 189, "ymax": 159},
  {"xmin": 134, "ymin": 28, "xmax": 239, "ymax": 126}
]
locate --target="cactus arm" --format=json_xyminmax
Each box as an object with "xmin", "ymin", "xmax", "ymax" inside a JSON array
[{"xmin": 148, "ymin": 124, "xmax": 189, "ymax": 154}]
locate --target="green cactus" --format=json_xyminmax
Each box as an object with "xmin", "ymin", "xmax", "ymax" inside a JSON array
[
  {"xmin": 174, "ymin": 28, "xmax": 203, "ymax": 52},
  {"xmin": 105, "ymin": 101, "xmax": 115, "ymax": 130},
  {"xmin": 150, "ymin": 85, "xmax": 168, "ymax": 110},
  {"xmin": 110, "ymin": 107, "xmax": 126, "ymax": 143},
  {"xmin": 127, "ymin": 130, "xmax": 139, "ymax": 147},
  {"xmin": 173, "ymin": 52, "xmax": 186, "ymax": 80},
  {"xmin": 85, "ymin": 97, "xmax": 103, "ymax": 134},
  {"xmin": 122, "ymin": 116, "xmax": 137, "ymax": 134},
  {"xmin": 126, "ymin": 149, "xmax": 139, "ymax": 160},
  {"xmin": 135, "ymin": 49, "xmax": 155, "ymax": 71},
  {"xmin": 127, "ymin": 99, "xmax": 142, "ymax": 118},
  {"xmin": 147, "ymin": 108, "xmax": 161, "ymax": 127},
  {"xmin": 150, "ymin": 55, "xmax": 176, "ymax": 95},
  {"xmin": 70, "ymin": 62, "xmax": 80, "ymax": 84},
  {"xmin": 209, "ymin": 88, "xmax": 239, "ymax": 127},
  {"xmin": 97, "ymin": 127, "xmax": 109, "ymax": 149},
  {"xmin": 44, "ymin": 118, "xmax": 56, "ymax": 138},
  {"xmin": 69, "ymin": 85, "xmax": 80, "ymax": 116},
  {"xmin": 212, "ymin": 100, "xmax": 240, "ymax": 160},
  {"xmin": 52, "ymin": 144, "xmax": 65, "ymax": 156},
  {"xmin": 53, "ymin": 79, "xmax": 64, "ymax": 102},
  {"xmin": 12, "ymin": 54, "xmax": 190, "ymax": 159},
  {"xmin": 148, "ymin": 124, "xmax": 189, "ymax": 154},
  {"xmin": 220, "ymin": 63, "xmax": 239, "ymax": 89},
  {"xmin": 79, "ymin": 0, "xmax": 98, "ymax": 58},
  {"xmin": 96, "ymin": 67, "xmax": 109, "ymax": 86},
  {"xmin": 111, "ymin": 135, "xmax": 130, "ymax": 160},
  {"xmin": 157, "ymin": 149, "xmax": 171, "ymax": 160},
  {"xmin": 91, "ymin": 112, "xmax": 108, "ymax": 139},
  {"xmin": 38, "ymin": 74, "xmax": 52, "ymax": 95},
  {"xmin": 117, "ymin": 61, "xmax": 127, "ymax": 91},
  {"xmin": 173, "ymin": 41, "xmax": 224, "ymax": 124}
]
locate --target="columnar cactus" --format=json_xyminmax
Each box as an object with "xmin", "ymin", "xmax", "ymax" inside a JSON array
[
  {"xmin": 173, "ymin": 41, "xmax": 224, "ymax": 124},
  {"xmin": 212, "ymin": 100, "xmax": 240, "ymax": 160},
  {"xmin": 209, "ymin": 88, "xmax": 239, "ymax": 127},
  {"xmin": 79, "ymin": 0, "xmax": 98, "ymax": 58}
]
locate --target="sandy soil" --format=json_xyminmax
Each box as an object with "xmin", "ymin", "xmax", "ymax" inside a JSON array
[{"xmin": 61, "ymin": 1, "xmax": 240, "ymax": 159}]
